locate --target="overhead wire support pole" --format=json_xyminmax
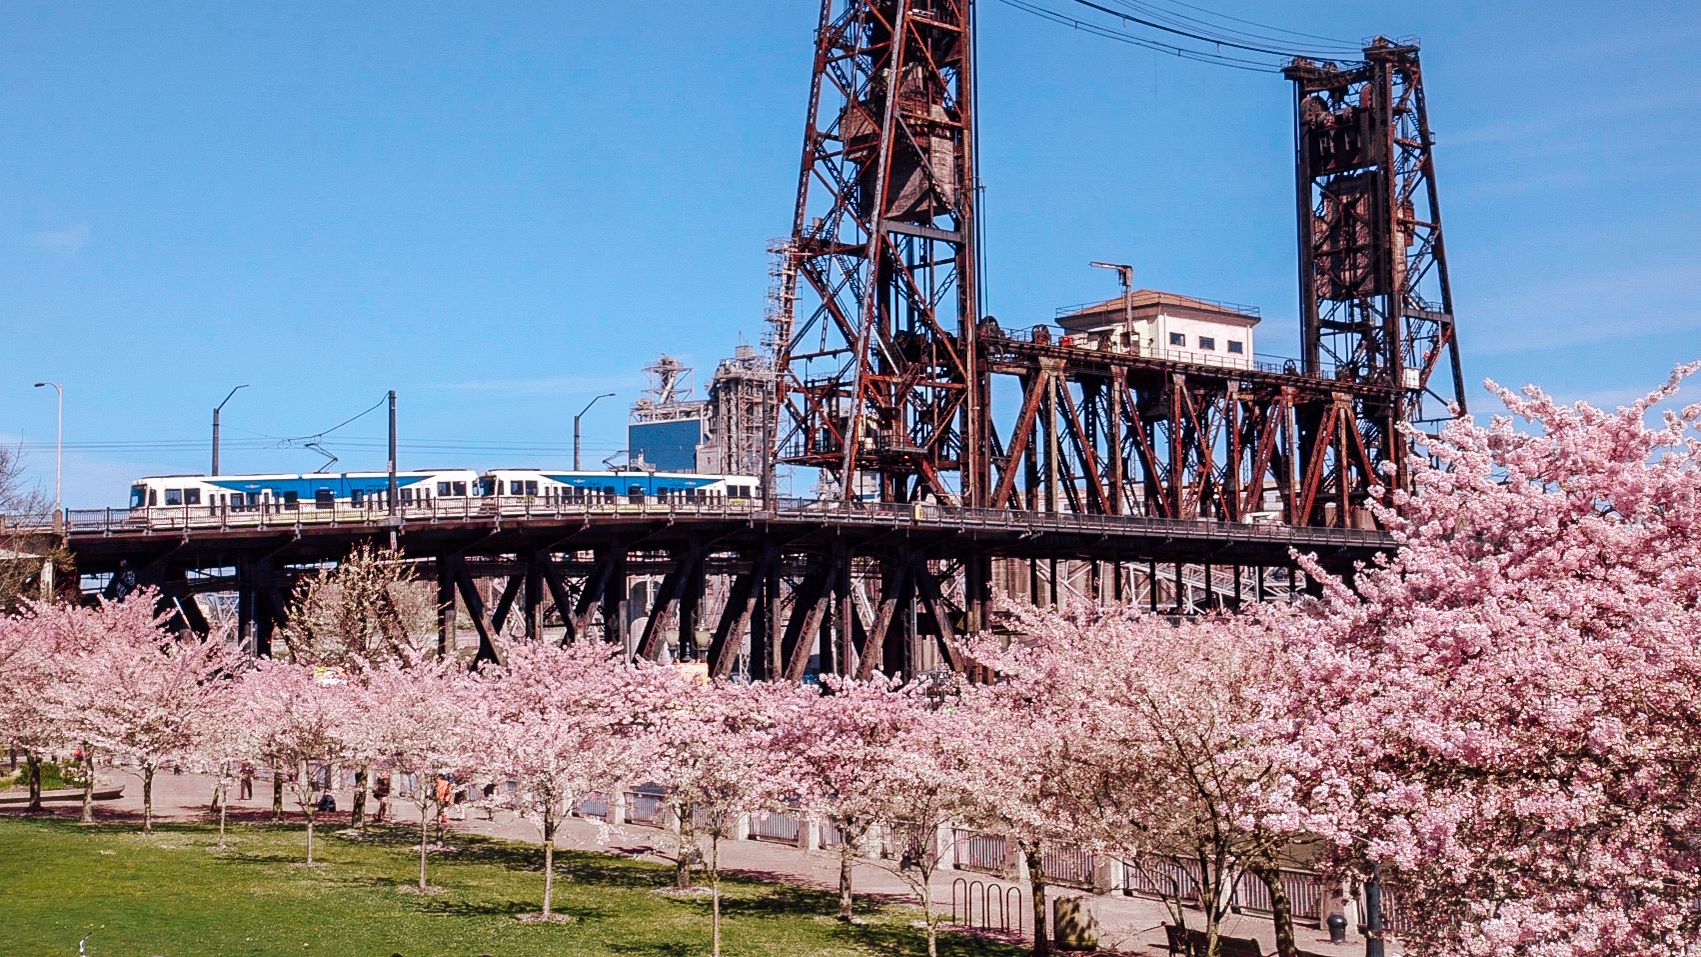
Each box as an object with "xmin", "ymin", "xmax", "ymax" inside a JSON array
[
  {"xmin": 212, "ymin": 384, "xmax": 248, "ymax": 475},
  {"xmin": 387, "ymin": 390, "xmax": 398, "ymax": 522}
]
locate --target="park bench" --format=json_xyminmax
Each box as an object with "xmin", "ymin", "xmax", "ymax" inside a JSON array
[{"xmin": 1161, "ymin": 924, "xmax": 1269, "ymax": 957}]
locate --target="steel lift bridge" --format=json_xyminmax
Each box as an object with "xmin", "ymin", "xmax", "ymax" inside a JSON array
[{"xmin": 63, "ymin": 2, "xmax": 1461, "ymax": 680}]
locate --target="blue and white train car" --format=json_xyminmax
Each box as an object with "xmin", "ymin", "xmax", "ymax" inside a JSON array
[
  {"xmin": 128, "ymin": 469, "xmax": 482, "ymax": 513},
  {"xmin": 478, "ymin": 469, "xmax": 762, "ymax": 506}
]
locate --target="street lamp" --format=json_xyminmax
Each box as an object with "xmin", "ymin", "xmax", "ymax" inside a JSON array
[
  {"xmin": 574, "ymin": 392, "xmax": 616, "ymax": 471},
  {"xmin": 33, "ymin": 382, "xmax": 63, "ymax": 519},
  {"xmin": 212, "ymin": 384, "xmax": 249, "ymax": 475}
]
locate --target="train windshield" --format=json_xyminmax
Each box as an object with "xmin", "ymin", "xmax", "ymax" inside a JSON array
[{"xmin": 130, "ymin": 485, "xmax": 147, "ymax": 509}]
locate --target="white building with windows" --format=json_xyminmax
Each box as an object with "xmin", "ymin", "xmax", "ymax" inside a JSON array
[{"xmin": 1055, "ymin": 289, "xmax": 1260, "ymax": 370}]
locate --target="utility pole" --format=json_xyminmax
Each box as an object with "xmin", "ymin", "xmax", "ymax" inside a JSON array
[
  {"xmin": 387, "ymin": 390, "xmax": 398, "ymax": 517},
  {"xmin": 212, "ymin": 384, "xmax": 248, "ymax": 474},
  {"xmin": 574, "ymin": 393, "xmax": 615, "ymax": 471}
]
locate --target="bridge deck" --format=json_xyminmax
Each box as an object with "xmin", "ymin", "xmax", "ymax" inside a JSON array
[{"xmin": 60, "ymin": 498, "xmax": 1389, "ymax": 573}]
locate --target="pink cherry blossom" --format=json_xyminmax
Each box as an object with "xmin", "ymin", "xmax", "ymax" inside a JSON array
[
  {"xmin": 235, "ymin": 660, "xmax": 359, "ymax": 864},
  {"xmin": 1266, "ymin": 364, "xmax": 1701, "ymax": 957},
  {"xmin": 473, "ymin": 639, "xmax": 635, "ymax": 919}
]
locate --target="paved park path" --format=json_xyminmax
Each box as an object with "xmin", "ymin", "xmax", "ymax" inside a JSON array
[{"xmin": 14, "ymin": 767, "xmax": 1391, "ymax": 957}]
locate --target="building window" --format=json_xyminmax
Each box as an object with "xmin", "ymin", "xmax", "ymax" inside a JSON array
[
  {"xmin": 1168, "ymin": 332, "xmax": 1186, "ymax": 347},
  {"xmin": 1199, "ymin": 336, "xmax": 1216, "ymax": 351},
  {"xmin": 1228, "ymin": 341, "xmax": 1245, "ymax": 354}
]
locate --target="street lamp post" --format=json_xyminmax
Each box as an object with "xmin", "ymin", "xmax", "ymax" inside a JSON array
[
  {"xmin": 574, "ymin": 392, "xmax": 616, "ymax": 471},
  {"xmin": 33, "ymin": 382, "xmax": 63, "ymax": 522},
  {"xmin": 212, "ymin": 384, "xmax": 249, "ymax": 475}
]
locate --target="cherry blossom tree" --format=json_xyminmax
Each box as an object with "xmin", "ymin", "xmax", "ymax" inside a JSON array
[
  {"xmin": 280, "ymin": 543, "xmax": 439, "ymax": 828},
  {"xmin": 237, "ymin": 661, "xmax": 357, "ymax": 864},
  {"xmin": 192, "ymin": 696, "xmax": 261, "ymax": 850},
  {"xmin": 475, "ymin": 639, "xmax": 633, "ymax": 921},
  {"xmin": 58, "ymin": 595, "xmax": 243, "ymax": 833},
  {"xmin": 625, "ymin": 665, "xmax": 794, "ymax": 957},
  {"xmin": 352, "ymin": 657, "xmax": 480, "ymax": 892},
  {"xmin": 1267, "ymin": 366, "xmax": 1701, "ymax": 957},
  {"xmin": 858, "ymin": 678, "xmax": 982, "ymax": 957},
  {"xmin": 946, "ymin": 639, "xmax": 1096, "ymax": 957},
  {"xmin": 766, "ymin": 674, "xmax": 929, "ymax": 923},
  {"xmin": 971, "ymin": 602, "xmax": 1302, "ymax": 957},
  {"xmin": 0, "ymin": 599, "xmax": 78, "ymax": 814}
]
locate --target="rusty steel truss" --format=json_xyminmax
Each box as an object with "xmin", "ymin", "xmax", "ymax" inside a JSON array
[
  {"xmin": 775, "ymin": 10, "xmax": 1462, "ymax": 533},
  {"xmin": 775, "ymin": 0, "xmax": 986, "ymax": 508}
]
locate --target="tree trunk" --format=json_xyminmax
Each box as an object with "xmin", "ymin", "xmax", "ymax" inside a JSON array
[
  {"xmin": 1026, "ymin": 844, "xmax": 1051, "ymax": 957},
  {"xmin": 918, "ymin": 861, "xmax": 939, "ymax": 957},
  {"xmin": 271, "ymin": 769, "xmax": 284, "ymax": 822},
  {"xmin": 419, "ymin": 803, "xmax": 431, "ymax": 890},
  {"xmin": 79, "ymin": 747, "xmax": 95, "ymax": 825},
  {"xmin": 710, "ymin": 835, "xmax": 722, "ymax": 957},
  {"xmin": 673, "ymin": 803, "xmax": 694, "ymax": 889},
  {"xmin": 1254, "ymin": 863, "xmax": 1299, "ymax": 957},
  {"xmin": 142, "ymin": 765, "xmax": 155, "ymax": 834},
  {"xmin": 305, "ymin": 811, "xmax": 316, "ymax": 865},
  {"xmin": 351, "ymin": 766, "xmax": 368, "ymax": 830},
  {"xmin": 837, "ymin": 841, "xmax": 856, "ymax": 921},
  {"xmin": 217, "ymin": 780, "xmax": 229, "ymax": 848},
  {"xmin": 24, "ymin": 752, "xmax": 41, "ymax": 814},
  {"xmin": 542, "ymin": 819, "xmax": 557, "ymax": 918}
]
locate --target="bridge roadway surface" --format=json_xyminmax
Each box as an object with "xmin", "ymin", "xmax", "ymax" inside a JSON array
[
  {"xmin": 62, "ymin": 497, "xmax": 1391, "ymax": 575},
  {"xmin": 56, "ymin": 767, "xmax": 1394, "ymax": 957}
]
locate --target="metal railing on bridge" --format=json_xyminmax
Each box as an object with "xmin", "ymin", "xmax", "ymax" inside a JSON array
[{"xmin": 58, "ymin": 496, "xmax": 1390, "ymax": 550}]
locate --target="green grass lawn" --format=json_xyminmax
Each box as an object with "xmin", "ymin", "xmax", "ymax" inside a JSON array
[{"xmin": 0, "ymin": 816, "xmax": 1021, "ymax": 957}]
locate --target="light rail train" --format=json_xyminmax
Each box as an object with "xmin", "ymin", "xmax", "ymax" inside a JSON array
[{"xmin": 125, "ymin": 468, "xmax": 763, "ymax": 522}]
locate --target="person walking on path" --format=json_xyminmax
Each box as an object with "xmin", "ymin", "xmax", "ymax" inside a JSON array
[
  {"xmin": 238, "ymin": 763, "xmax": 254, "ymax": 801},
  {"xmin": 371, "ymin": 774, "xmax": 391, "ymax": 824}
]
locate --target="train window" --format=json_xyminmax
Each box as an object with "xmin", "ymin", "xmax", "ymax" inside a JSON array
[
  {"xmin": 628, "ymin": 485, "xmax": 645, "ymax": 503},
  {"xmin": 315, "ymin": 489, "xmax": 334, "ymax": 509},
  {"xmin": 283, "ymin": 491, "xmax": 300, "ymax": 510},
  {"xmin": 524, "ymin": 481, "xmax": 539, "ymax": 496},
  {"xmin": 185, "ymin": 489, "xmax": 202, "ymax": 506},
  {"xmin": 350, "ymin": 489, "xmax": 365, "ymax": 507},
  {"xmin": 401, "ymin": 488, "xmax": 414, "ymax": 503},
  {"xmin": 131, "ymin": 485, "xmax": 147, "ymax": 509},
  {"xmin": 165, "ymin": 489, "xmax": 183, "ymax": 506},
  {"xmin": 230, "ymin": 492, "xmax": 247, "ymax": 509},
  {"xmin": 452, "ymin": 481, "xmax": 467, "ymax": 497},
  {"xmin": 437, "ymin": 482, "xmax": 451, "ymax": 496},
  {"xmin": 479, "ymin": 478, "xmax": 495, "ymax": 496}
]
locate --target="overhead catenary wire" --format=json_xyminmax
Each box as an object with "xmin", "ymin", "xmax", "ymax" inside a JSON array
[
  {"xmin": 991, "ymin": 0, "xmax": 1286, "ymax": 72},
  {"xmin": 991, "ymin": 0, "xmax": 1364, "ymax": 73},
  {"xmin": 1064, "ymin": 0, "xmax": 1356, "ymax": 59},
  {"xmin": 1113, "ymin": 0, "xmax": 1357, "ymax": 47},
  {"xmin": 1099, "ymin": 0, "xmax": 1360, "ymax": 57}
]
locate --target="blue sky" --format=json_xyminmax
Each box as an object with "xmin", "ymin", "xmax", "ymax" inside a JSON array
[{"xmin": 2, "ymin": 1, "xmax": 1697, "ymax": 507}]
